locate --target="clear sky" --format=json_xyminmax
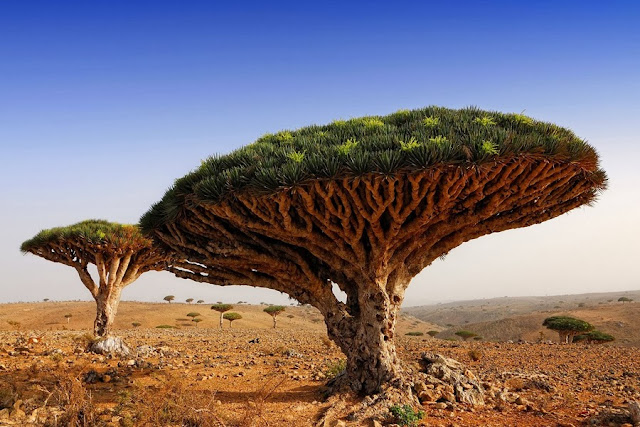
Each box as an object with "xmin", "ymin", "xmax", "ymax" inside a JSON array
[{"xmin": 1, "ymin": 1, "xmax": 638, "ymax": 307}]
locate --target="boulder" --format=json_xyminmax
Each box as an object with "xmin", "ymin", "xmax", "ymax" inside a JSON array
[{"xmin": 89, "ymin": 336, "xmax": 131, "ymax": 356}]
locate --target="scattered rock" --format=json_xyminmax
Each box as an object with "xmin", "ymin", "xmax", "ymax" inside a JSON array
[
  {"xmin": 419, "ymin": 352, "xmax": 485, "ymax": 406},
  {"xmin": 89, "ymin": 336, "xmax": 131, "ymax": 356}
]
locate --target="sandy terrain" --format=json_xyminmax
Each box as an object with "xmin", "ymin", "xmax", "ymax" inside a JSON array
[{"xmin": 0, "ymin": 302, "xmax": 639, "ymax": 426}]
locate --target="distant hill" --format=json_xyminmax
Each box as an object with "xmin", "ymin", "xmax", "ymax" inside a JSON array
[{"xmin": 403, "ymin": 290, "xmax": 640, "ymax": 346}]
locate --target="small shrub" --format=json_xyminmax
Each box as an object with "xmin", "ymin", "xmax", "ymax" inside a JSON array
[
  {"xmin": 468, "ymin": 349, "xmax": 482, "ymax": 361},
  {"xmin": 320, "ymin": 336, "xmax": 333, "ymax": 349},
  {"xmin": 324, "ymin": 359, "xmax": 346, "ymax": 379},
  {"xmin": 427, "ymin": 330, "xmax": 439, "ymax": 337},
  {"xmin": 132, "ymin": 322, "xmax": 141, "ymax": 328},
  {"xmin": 156, "ymin": 324, "xmax": 177, "ymax": 329},
  {"xmin": 0, "ymin": 382, "xmax": 17, "ymax": 409},
  {"xmin": 405, "ymin": 331, "xmax": 424, "ymax": 336},
  {"xmin": 389, "ymin": 404, "xmax": 424, "ymax": 426}
]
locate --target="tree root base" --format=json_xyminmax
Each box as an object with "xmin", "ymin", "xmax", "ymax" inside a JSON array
[{"xmin": 319, "ymin": 353, "xmax": 484, "ymax": 425}]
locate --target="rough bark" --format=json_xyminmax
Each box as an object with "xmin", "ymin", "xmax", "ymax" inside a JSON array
[{"xmin": 151, "ymin": 157, "xmax": 605, "ymax": 398}]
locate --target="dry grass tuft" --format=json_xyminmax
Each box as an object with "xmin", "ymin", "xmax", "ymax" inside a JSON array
[{"xmin": 237, "ymin": 376, "xmax": 287, "ymax": 427}]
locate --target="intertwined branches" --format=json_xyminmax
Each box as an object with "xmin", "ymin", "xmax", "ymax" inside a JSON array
[
  {"xmin": 150, "ymin": 155, "xmax": 604, "ymax": 318},
  {"xmin": 22, "ymin": 220, "xmax": 167, "ymax": 297}
]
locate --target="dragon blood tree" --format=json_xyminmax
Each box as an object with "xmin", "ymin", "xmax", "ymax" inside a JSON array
[
  {"xmin": 543, "ymin": 316, "xmax": 594, "ymax": 343},
  {"xmin": 21, "ymin": 220, "xmax": 167, "ymax": 337},
  {"xmin": 141, "ymin": 106, "xmax": 606, "ymax": 408}
]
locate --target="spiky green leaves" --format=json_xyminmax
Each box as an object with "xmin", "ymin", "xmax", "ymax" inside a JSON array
[
  {"xmin": 21, "ymin": 220, "xmax": 152, "ymax": 254},
  {"xmin": 542, "ymin": 316, "xmax": 594, "ymax": 333},
  {"xmin": 263, "ymin": 305, "xmax": 285, "ymax": 316},
  {"xmin": 140, "ymin": 106, "xmax": 605, "ymax": 232}
]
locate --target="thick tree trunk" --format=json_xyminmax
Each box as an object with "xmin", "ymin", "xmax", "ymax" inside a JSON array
[
  {"xmin": 219, "ymin": 312, "xmax": 224, "ymax": 329},
  {"xmin": 272, "ymin": 315, "xmax": 277, "ymax": 329},
  {"xmin": 94, "ymin": 287, "xmax": 122, "ymax": 337},
  {"xmin": 325, "ymin": 286, "xmax": 406, "ymax": 395}
]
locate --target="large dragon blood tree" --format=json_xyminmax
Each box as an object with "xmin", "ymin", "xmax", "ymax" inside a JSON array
[
  {"xmin": 140, "ymin": 106, "xmax": 606, "ymax": 402},
  {"xmin": 21, "ymin": 220, "xmax": 167, "ymax": 337}
]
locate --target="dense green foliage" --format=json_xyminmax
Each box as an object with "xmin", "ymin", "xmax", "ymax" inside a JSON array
[
  {"xmin": 618, "ymin": 297, "xmax": 633, "ymax": 302},
  {"xmin": 389, "ymin": 404, "xmax": 424, "ymax": 426},
  {"xmin": 405, "ymin": 331, "xmax": 424, "ymax": 336},
  {"xmin": 21, "ymin": 220, "xmax": 151, "ymax": 253},
  {"xmin": 427, "ymin": 330, "xmax": 440, "ymax": 337},
  {"xmin": 263, "ymin": 305, "xmax": 286, "ymax": 315},
  {"xmin": 574, "ymin": 330, "xmax": 615, "ymax": 343},
  {"xmin": 210, "ymin": 303, "xmax": 233, "ymax": 313},
  {"xmin": 455, "ymin": 330, "xmax": 477, "ymax": 340},
  {"xmin": 542, "ymin": 316, "xmax": 594, "ymax": 332},
  {"xmin": 186, "ymin": 312, "xmax": 200, "ymax": 318},
  {"xmin": 140, "ymin": 106, "xmax": 604, "ymax": 232},
  {"xmin": 223, "ymin": 312, "xmax": 242, "ymax": 322}
]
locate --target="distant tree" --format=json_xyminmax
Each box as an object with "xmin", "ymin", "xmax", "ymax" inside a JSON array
[
  {"xmin": 223, "ymin": 312, "xmax": 242, "ymax": 328},
  {"xmin": 210, "ymin": 304, "xmax": 233, "ymax": 329},
  {"xmin": 43, "ymin": 298, "xmax": 49, "ymax": 302},
  {"xmin": 197, "ymin": 300, "xmax": 205, "ymax": 304},
  {"xmin": 186, "ymin": 312, "xmax": 201, "ymax": 319},
  {"xmin": 543, "ymin": 316, "xmax": 594, "ymax": 343},
  {"xmin": 618, "ymin": 297, "xmax": 633, "ymax": 303},
  {"xmin": 427, "ymin": 330, "xmax": 439, "ymax": 338},
  {"xmin": 132, "ymin": 322, "xmax": 141, "ymax": 328},
  {"xmin": 574, "ymin": 330, "xmax": 615, "ymax": 344},
  {"xmin": 473, "ymin": 336, "xmax": 482, "ymax": 341},
  {"xmin": 21, "ymin": 220, "xmax": 168, "ymax": 338},
  {"xmin": 64, "ymin": 313, "xmax": 72, "ymax": 324},
  {"xmin": 264, "ymin": 305, "xmax": 286, "ymax": 329},
  {"xmin": 164, "ymin": 295, "xmax": 175, "ymax": 303},
  {"xmin": 186, "ymin": 298, "xmax": 194, "ymax": 304},
  {"xmin": 578, "ymin": 303, "xmax": 585, "ymax": 308},
  {"xmin": 192, "ymin": 318, "xmax": 203, "ymax": 328},
  {"xmin": 454, "ymin": 330, "xmax": 477, "ymax": 341}
]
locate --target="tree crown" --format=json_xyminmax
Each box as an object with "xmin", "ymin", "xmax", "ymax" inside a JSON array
[
  {"xmin": 211, "ymin": 303, "xmax": 233, "ymax": 313},
  {"xmin": 264, "ymin": 305, "xmax": 286, "ymax": 315},
  {"xmin": 454, "ymin": 330, "xmax": 477, "ymax": 338},
  {"xmin": 223, "ymin": 312, "xmax": 242, "ymax": 321},
  {"xmin": 164, "ymin": 295, "xmax": 175, "ymax": 301},
  {"xmin": 542, "ymin": 316, "xmax": 594, "ymax": 332},
  {"xmin": 574, "ymin": 330, "xmax": 615, "ymax": 343},
  {"xmin": 22, "ymin": 220, "xmax": 153, "ymax": 255},
  {"xmin": 140, "ymin": 106, "xmax": 604, "ymax": 232},
  {"xmin": 186, "ymin": 312, "xmax": 201, "ymax": 318}
]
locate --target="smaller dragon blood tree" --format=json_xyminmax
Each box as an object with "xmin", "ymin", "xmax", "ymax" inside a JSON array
[
  {"xmin": 21, "ymin": 220, "xmax": 168, "ymax": 338},
  {"xmin": 211, "ymin": 303, "xmax": 233, "ymax": 328},
  {"xmin": 263, "ymin": 305, "xmax": 286, "ymax": 329},
  {"xmin": 543, "ymin": 316, "xmax": 594, "ymax": 343}
]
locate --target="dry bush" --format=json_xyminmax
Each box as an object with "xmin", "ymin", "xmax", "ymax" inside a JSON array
[
  {"xmin": 0, "ymin": 381, "xmax": 17, "ymax": 409},
  {"xmin": 116, "ymin": 373, "xmax": 226, "ymax": 426},
  {"xmin": 51, "ymin": 376, "xmax": 100, "ymax": 427},
  {"xmin": 320, "ymin": 336, "xmax": 333, "ymax": 349},
  {"xmin": 72, "ymin": 332, "xmax": 97, "ymax": 349},
  {"xmin": 468, "ymin": 349, "xmax": 483, "ymax": 361},
  {"xmin": 237, "ymin": 377, "xmax": 286, "ymax": 427}
]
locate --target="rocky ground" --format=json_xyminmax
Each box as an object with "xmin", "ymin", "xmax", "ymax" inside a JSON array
[{"xmin": 1, "ymin": 328, "xmax": 639, "ymax": 426}]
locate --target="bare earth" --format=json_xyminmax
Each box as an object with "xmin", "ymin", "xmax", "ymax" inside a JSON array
[{"xmin": 1, "ymin": 302, "xmax": 639, "ymax": 426}]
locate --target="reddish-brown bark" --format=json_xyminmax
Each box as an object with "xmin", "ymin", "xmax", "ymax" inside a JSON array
[{"xmin": 153, "ymin": 156, "xmax": 604, "ymax": 395}]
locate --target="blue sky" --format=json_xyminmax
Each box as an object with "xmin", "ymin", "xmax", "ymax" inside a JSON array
[{"xmin": 1, "ymin": 1, "xmax": 639, "ymax": 306}]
